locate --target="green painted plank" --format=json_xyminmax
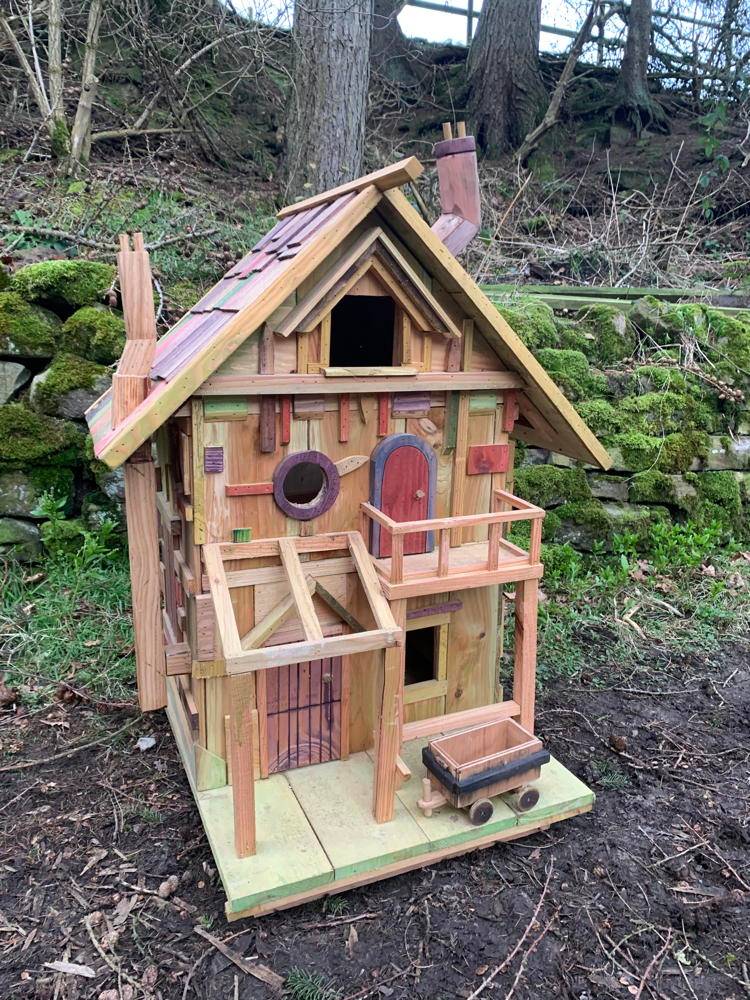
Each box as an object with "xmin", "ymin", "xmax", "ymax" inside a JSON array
[
  {"xmin": 203, "ymin": 396, "xmax": 249, "ymax": 421},
  {"xmin": 469, "ymin": 392, "xmax": 497, "ymax": 414},
  {"xmin": 385, "ymin": 739, "xmax": 517, "ymax": 851},
  {"xmin": 198, "ymin": 778, "xmax": 334, "ymax": 914},
  {"xmin": 287, "ymin": 753, "xmax": 430, "ymax": 880},
  {"xmin": 504, "ymin": 757, "xmax": 594, "ymax": 825}
]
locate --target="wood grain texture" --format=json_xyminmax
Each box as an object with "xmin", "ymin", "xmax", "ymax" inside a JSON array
[
  {"xmin": 277, "ymin": 156, "xmax": 423, "ymax": 218},
  {"xmin": 124, "ymin": 454, "xmax": 166, "ymax": 711},
  {"xmin": 466, "ymin": 443, "xmax": 510, "ymax": 475}
]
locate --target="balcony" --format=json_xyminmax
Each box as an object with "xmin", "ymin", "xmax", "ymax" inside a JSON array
[{"xmin": 360, "ymin": 489, "xmax": 545, "ymax": 600}]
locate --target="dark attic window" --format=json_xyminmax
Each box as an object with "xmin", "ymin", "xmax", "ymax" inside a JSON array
[{"xmin": 329, "ymin": 295, "xmax": 395, "ymax": 367}]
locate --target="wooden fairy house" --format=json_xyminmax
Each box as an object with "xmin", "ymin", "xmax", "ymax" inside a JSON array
[{"xmin": 86, "ymin": 125, "xmax": 610, "ymax": 919}]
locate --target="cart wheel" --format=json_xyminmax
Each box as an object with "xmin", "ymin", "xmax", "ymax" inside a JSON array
[
  {"xmin": 511, "ymin": 785, "xmax": 540, "ymax": 812},
  {"xmin": 468, "ymin": 798, "xmax": 494, "ymax": 826}
]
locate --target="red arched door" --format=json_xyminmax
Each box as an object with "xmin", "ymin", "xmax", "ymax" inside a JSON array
[{"xmin": 371, "ymin": 434, "xmax": 436, "ymax": 558}]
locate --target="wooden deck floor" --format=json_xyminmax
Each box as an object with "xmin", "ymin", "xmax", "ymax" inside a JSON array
[
  {"xmin": 372, "ymin": 539, "xmax": 543, "ymax": 599},
  {"xmin": 169, "ymin": 702, "xmax": 594, "ymax": 919}
]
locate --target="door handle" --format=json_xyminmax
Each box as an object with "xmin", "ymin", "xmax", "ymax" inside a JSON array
[{"xmin": 414, "ymin": 489, "xmax": 425, "ymax": 500}]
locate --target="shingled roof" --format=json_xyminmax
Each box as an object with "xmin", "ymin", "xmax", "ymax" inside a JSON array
[{"xmin": 86, "ymin": 158, "xmax": 610, "ymax": 471}]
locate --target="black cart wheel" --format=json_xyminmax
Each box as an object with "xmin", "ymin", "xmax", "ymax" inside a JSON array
[
  {"xmin": 468, "ymin": 798, "xmax": 494, "ymax": 826},
  {"xmin": 514, "ymin": 785, "xmax": 540, "ymax": 812}
]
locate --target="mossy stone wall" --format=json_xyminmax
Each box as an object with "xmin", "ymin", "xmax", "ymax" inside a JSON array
[
  {"xmin": 0, "ymin": 259, "xmax": 122, "ymax": 560},
  {"xmin": 487, "ymin": 293, "xmax": 750, "ymax": 552}
]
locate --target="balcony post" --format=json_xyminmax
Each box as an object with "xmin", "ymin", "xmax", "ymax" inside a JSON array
[
  {"xmin": 513, "ymin": 579, "xmax": 538, "ymax": 733},
  {"xmin": 529, "ymin": 515, "xmax": 543, "ymax": 564},
  {"xmin": 437, "ymin": 527, "xmax": 450, "ymax": 576},
  {"xmin": 373, "ymin": 599, "xmax": 407, "ymax": 823}
]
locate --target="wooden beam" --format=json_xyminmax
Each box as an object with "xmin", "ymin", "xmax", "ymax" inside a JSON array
[
  {"xmin": 346, "ymin": 531, "xmax": 397, "ymax": 632},
  {"xmin": 197, "ymin": 372, "xmax": 522, "ymax": 397},
  {"xmin": 313, "ymin": 581, "xmax": 366, "ymax": 633},
  {"xmin": 277, "ymin": 156, "xmax": 423, "ymax": 218},
  {"xmin": 513, "ymin": 579, "xmax": 538, "ymax": 733},
  {"xmin": 240, "ymin": 576, "xmax": 316, "ymax": 650},
  {"xmin": 373, "ymin": 599, "xmax": 406, "ymax": 823},
  {"xmin": 228, "ymin": 678, "xmax": 256, "ymax": 858},
  {"xmin": 278, "ymin": 537, "xmax": 324, "ymax": 642},
  {"xmin": 123, "ymin": 452, "xmax": 166, "ymax": 711},
  {"xmin": 203, "ymin": 544, "xmax": 243, "ymax": 660},
  {"xmin": 225, "ymin": 627, "xmax": 399, "ymax": 674},
  {"xmin": 402, "ymin": 699, "xmax": 521, "ymax": 742}
]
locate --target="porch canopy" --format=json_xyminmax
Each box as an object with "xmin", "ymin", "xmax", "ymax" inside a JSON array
[{"xmin": 203, "ymin": 532, "xmax": 401, "ymax": 672}]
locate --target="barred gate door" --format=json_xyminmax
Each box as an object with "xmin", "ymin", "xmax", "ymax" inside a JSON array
[{"xmin": 265, "ymin": 657, "xmax": 343, "ymax": 774}]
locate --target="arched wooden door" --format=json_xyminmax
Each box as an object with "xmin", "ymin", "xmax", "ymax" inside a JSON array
[{"xmin": 370, "ymin": 434, "xmax": 437, "ymax": 558}]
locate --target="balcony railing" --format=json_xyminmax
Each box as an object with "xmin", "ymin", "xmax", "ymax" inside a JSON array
[{"xmin": 360, "ymin": 489, "xmax": 545, "ymax": 597}]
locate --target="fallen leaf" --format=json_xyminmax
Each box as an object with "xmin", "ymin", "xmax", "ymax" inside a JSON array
[
  {"xmin": 136, "ymin": 736, "xmax": 156, "ymax": 752},
  {"xmin": 44, "ymin": 961, "xmax": 96, "ymax": 978}
]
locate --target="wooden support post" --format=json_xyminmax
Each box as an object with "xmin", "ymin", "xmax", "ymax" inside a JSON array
[
  {"xmin": 124, "ymin": 448, "xmax": 166, "ymax": 711},
  {"xmin": 373, "ymin": 599, "xmax": 406, "ymax": 824},
  {"xmin": 391, "ymin": 533, "xmax": 404, "ymax": 584},
  {"xmin": 437, "ymin": 528, "xmax": 450, "ymax": 576},
  {"xmin": 229, "ymin": 677, "xmax": 256, "ymax": 857},
  {"xmin": 513, "ymin": 579, "xmax": 538, "ymax": 733}
]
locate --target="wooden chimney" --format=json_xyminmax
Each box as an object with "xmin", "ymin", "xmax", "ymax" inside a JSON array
[{"xmin": 431, "ymin": 121, "xmax": 481, "ymax": 256}]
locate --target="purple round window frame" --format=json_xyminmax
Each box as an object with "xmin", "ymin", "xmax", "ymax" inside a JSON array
[{"xmin": 272, "ymin": 451, "xmax": 341, "ymax": 521}]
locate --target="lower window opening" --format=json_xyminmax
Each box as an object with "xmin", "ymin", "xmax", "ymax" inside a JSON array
[{"xmin": 405, "ymin": 626, "xmax": 437, "ymax": 686}]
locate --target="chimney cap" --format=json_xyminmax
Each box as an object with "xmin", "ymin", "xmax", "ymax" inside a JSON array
[{"xmin": 434, "ymin": 135, "xmax": 476, "ymax": 159}]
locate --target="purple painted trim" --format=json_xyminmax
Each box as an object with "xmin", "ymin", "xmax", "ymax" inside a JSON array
[
  {"xmin": 369, "ymin": 433, "xmax": 437, "ymax": 557},
  {"xmin": 433, "ymin": 136, "xmax": 476, "ymax": 159},
  {"xmin": 204, "ymin": 446, "xmax": 224, "ymax": 474},
  {"xmin": 406, "ymin": 600, "xmax": 463, "ymax": 621},
  {"xmin": 272, "ymin": 450, "xmax": 341, "ymax": 521}
]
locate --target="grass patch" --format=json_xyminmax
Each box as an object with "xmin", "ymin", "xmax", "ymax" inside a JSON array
[{"xmin": 0, "ymin": 553, "xmax": 135, "ymax": 703}]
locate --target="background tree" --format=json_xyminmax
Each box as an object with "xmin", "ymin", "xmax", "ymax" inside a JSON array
[
  {"xmin": 284, "ymin": 0, "xmax": 372, "ymax": 200},
  {"xmin": 610, "ymin": 0, "xmax": 668, "ymax": 132},
  {"xmin": 468, "ymin": 0, "xmax": 546, "ymax": 154},
  {"xmin": 371, "ymin": 0, "xmax": 418, "ymax": 86}
]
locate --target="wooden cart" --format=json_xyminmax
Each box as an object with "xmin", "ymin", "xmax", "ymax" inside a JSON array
[{"xmin": 417, "ymin": 718, "xmax": 550, "ymax": 825}]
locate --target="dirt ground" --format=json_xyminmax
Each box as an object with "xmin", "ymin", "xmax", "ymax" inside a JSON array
[{"xmin": 1, "ymin": 645, "xmax": 748, "ymax": 1000}]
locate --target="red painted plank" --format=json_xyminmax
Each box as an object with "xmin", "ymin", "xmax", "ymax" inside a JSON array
[
  {"xmin": 501, "ymin": 390, "xmax": 519, "ymax": 434},
  {"xmin": 225, "ymin": 482, "xmax": 273, "ymax": 496},
  {"xmin": 281, "ymin": 397, "xmax": 291, "ymax": 444},
  {"xmin": 466, "ymin": 444, "xmax": 510, "ymax": 475},
  {"xmin": 378, "ymin": 393, "xmax": 390, "ymax": 437},
  {"xmin": 339, "ymin": 393, "xmax": 350, "ymax": 443}
]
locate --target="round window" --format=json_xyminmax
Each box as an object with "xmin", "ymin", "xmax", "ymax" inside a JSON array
[{"xmin": 272, "ymin": 452, "xmax": 340, "ymax": 521}]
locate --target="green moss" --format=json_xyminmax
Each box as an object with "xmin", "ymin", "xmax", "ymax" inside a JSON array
[
  {"xmin": 628, "ymin": 470, "xmax": 676, "ymax": 504},
  {"xmin": 29, "ymin": 467, "xmax": 76, "ymax": 513},
  {"xmin": 577, "ymin": 304, "xmax": 636, "ymax": 364},
  {"xmin": 610, "ymin": 431, "xmax": 661, "ymax": 471},
  {"xmin": 61, "ymin": 306, "xmax": 125, "ymax": 363},
  {"xmin": 535, "ymin": 348, "xmax": 608, "ymax": 401},
  {"xmin": 31, "ymin": 353, "xmax": 109, "ymax": 416},
  {"xmin": 493, "ymin": 296, "xmax": 558, "ymax": 350},
  {"xmin": 50, "ymin": 118, "xmax": 70, "ymax": 159},
  {"xmin": 705, "ymin": 308, "xmax": 750, "ymax": 380},
  {"xmin": 577, "ymin": 399, "xmax": 621, "ymax": 436},
  {"xmin": 553, "ymin": 317, "xmax": 590, "ymax": 354},
  {"xmin": 0, "ymin": 403, "xmax": 83, "ymax": 467},
  {"xmin": 686, "ymin": 471, "xmax": 741, "ymax": 519},
  {"xmin": 724, "ymin": 259, "xmax": 750, "ymax": 284},
  {"xmin": 11, "ymin": 260, "xmax": 115, "ymax": 310},
  {"xmin": 659, "ymin": 431, "xmax": 710, "ymax": 473},
  {"xmin": 168, "ymin": 279, "xmax": 206, "ymax": 314},
  {"xmin": 0, "ymin": 268, "xmax": 9, "ymax": 291},
  {"xmin": 508, "ymin": 510, "xmax": 561, "ymax": 546},
  {"xmin": 514, "ymin": 465, "xmax": 591, "ymax": 508},
  {"xmin": 620, "ymin": 392, "xmax": 714, "ymax": 434},
  {"xmin": 0, "ymin": 291, "xmax": 61, "ymax": 356},
  {"xmin": 629, "ymin": 365, "xmax": 689, "ymax": 393}
]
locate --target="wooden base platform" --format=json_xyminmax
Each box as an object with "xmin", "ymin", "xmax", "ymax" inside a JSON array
[{"xmin": 168, "ymin": 699, "xmax": 594, "ymax": 920}]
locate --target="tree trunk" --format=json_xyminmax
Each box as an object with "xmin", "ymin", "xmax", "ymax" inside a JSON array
[
  {"xmin": 371, "ymin": 0, "xmax": 417, "ymax": 86},
  {"xmin": 284, "ymin": 0, "xmax": 371, "ymax": 201},
  {"xmin": 468, "ymin": 0, "xmax": 545, "ymax": 155},
  {"xmin": 69, "ymin": 0, "xmax": 104, "ymax": 173},
  {"xmin": 47, "ymin": 0, "xmax": 69, "ymax": 156},
  {"xmin": 611, "ymin": 0, "xmax": 667, "ymax": 133}
]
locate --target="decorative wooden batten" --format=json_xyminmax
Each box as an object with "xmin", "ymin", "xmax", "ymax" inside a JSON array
[
  {"xmin": 431, "ymin": 122, "xmax": 481, "ymax": 257},
  {"xmin": 112, "ymin": 232, "xmax": 156, "ymax": 429}
]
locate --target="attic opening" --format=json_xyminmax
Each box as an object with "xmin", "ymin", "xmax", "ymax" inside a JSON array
[{"xmin": 329, "ymin": 295, "xmax": 395, "ymax": 367}]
